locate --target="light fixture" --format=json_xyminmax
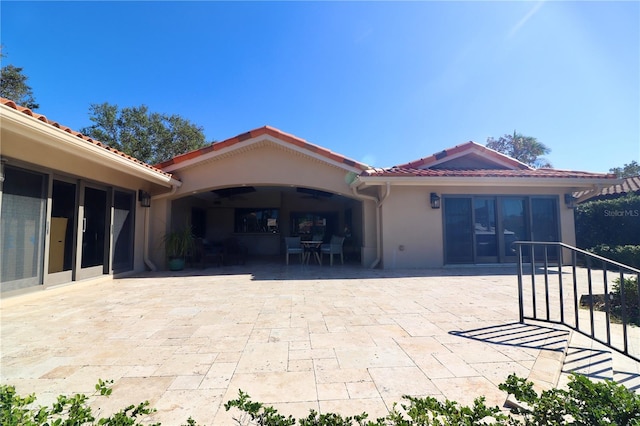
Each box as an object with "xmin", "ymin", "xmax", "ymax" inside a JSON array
[
  {"xmin": 138, "ymin": 190, "xmax": 151, "ymax": 208},
  {"xmin": 430, "ymin": 192, "xmax": 441, "ymax": 209},
  {"xmin": 564, "ymin": 193, "xmax": 576, "ymax": 209}
]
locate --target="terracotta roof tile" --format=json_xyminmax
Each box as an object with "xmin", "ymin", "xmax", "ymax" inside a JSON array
[
  {"xmin": 155, "ymin": 125, "xmax": 370, "ymax": 171},
  {"xmin": 363, "ymin": 167, "xmax": 616, "ymax": 179},
  {"xmin": 576, "ymin": 175, "xmax": 640, "ymax": 200},
  {"xmin": 1, "ymin": 97, "xmax": 172, "ymax": 178},
  {"xmin": 395, "ymin": 141, "xmax": 532, "ymax": 170}
]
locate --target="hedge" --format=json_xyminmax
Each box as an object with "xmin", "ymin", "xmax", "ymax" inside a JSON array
[{"xmin": 575, "ymin": 194, "xmax": 640, "ymax": 250}]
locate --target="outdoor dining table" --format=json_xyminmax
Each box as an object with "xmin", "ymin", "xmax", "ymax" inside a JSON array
[{"xmin": 300, "ymin": 240, "xmax": 323, "ymax": 265}]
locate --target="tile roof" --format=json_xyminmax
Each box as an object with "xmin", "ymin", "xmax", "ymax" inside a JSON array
[
  {"xmin": 363, "ymin": 167, "xmax": 617, "ymax": 179},
  {"xmin": 395, "ymin": 141, "xmax": 532, "ymax": 170},
  {"xmin": 575, "ymin": 175, "xmax": 640, "ymax": 201},
  {"xmin": 155, "ymin": 125, "xmax": 370, "ymax": 171},
  {"xmin": 1, "ymin": 97, "xmax": 172, "ymax": 178}
]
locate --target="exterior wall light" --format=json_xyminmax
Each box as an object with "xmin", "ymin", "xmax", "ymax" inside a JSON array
[
  {"xmin": 564, "ymin": 193, "xmax": 577, "ymax": 209},
  {"xmin": 138, "ymin": 190, "xmax": 151, "ymax": 208},
  {"xmin": 430, "ymin": 192, "xmax": 441, "ymax": 209}
]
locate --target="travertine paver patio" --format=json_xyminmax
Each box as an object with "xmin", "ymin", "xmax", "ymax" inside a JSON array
[{"xmin": 0, "ymin": 263, "xmax": 589, "ymax": 424}]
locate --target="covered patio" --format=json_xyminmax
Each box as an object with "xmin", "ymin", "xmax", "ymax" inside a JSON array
[{"xmin": 2, "ymin": 264, "xmax": 576, "ymax": 424}]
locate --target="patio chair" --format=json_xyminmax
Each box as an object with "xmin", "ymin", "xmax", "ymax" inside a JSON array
[
  {"xmin": 320, "ymin": 235, "xmax": 345, "ymax": 266},
  {"xmin": 284, "ymin": 236, "xmax": 303, "ymax": 265},
  {"xmin": 194, "ymin": 238, "xmax": 223, "ymax": 268}
]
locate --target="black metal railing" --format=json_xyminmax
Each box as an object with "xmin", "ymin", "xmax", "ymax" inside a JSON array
[{"xmin": 514, "ymin": 241, "xmax": 640, "ymax": 363}]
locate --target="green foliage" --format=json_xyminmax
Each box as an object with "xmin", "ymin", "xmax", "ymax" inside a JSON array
[
  {"xmin": 611, "ymin": 275, "xmax": 640, "ymax": 326},
  {"xmin": 224, "ymin": 390, "xmax": 297, "ymax": 425},
  {"xmin": 4, "ymin": 375, "xmax": 640, "ymax": 425},
  {"xmin": 500, "ymin": 373, "xmax": 640, "ymax": 426},
  {"xmin": 224, "ymin": 389, "xmax": 508, "ymax": 425},
  {"xmin": 485, "ymin": 131, "xmax": 551, "ymax": 168},
  {"xmin": 575, "ymin": 194, "xmax": 640, "ymax": 249},
  {"xmin": 0, "ymin": 47, "xmax": 39, "ymax": 110},
  {"xmin": 0, "ymin": 379, "xmax": 165, "ymax": 426},
  {"xmin": 609, "ymin": 160, "xmax": 640, "ymax": 178},
  {"xmin": 80, "ymin": 103, "xmax": 210, "ymax": 165},
  {"xmin": 587, "ymin": 244, "xmax": 640, "ymax": 269},
  {"xmin": 162, "ymin": 226, "xmax": 195, "ymax": 259}
]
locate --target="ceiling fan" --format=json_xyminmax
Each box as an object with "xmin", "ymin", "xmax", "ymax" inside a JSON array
[
  {"xmin": 296, "ymin": 187, "xmax": 333, "ymax": 200},
  {"xmin": 211, "ymin": 186, "xmax": 256, "ymax": 201}
]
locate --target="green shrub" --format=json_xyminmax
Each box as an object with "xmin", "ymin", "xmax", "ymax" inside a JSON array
[
  {"xmin": 224, "ymin": 373, "xmax": 640, "ymax": 425},
  {"xmin": 611, "ymin": 275, "xmax": 640, "ymax": 326},
  {"xmin": 3, "ymin": 374, "xmax": 640, "ymax": 425},
  {"xmin": 0, "ymin": 379, "xmax": 195, "ymax": 426},
  {"xmin": 587, "ymin": 244, "xmax": 640, "ymax": 269},
  {"xmin": 499, "ymin": 373, "xmax": 640, "ymax": 426},
  {"xmin": 575, "ymin": 194, "xmax": 640, "ymax": 249}
]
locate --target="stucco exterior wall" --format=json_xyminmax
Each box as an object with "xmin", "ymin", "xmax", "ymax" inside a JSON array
[
  {"xmin": 378, "ymin": 184, "xmax": 576, "ymax": 268},
  {"xmin": 172, "ymin": 142, "xmax": 356, "ymax": 198},
  {"xmin": 151, "ymin": 141, "xmax": 375, "ymax": 265},
  {"xmin": 379, "ymin": 186, "xmax": 444, "ymax": 268}
]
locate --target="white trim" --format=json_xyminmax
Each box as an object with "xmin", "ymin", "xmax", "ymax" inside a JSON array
[
  {"xmin": 1, "ymin": 104, "xmax": 180, "ymax": 188},
  {"xmin": 353, "ymin": 175, "xmax": 619, "ymax": 189},
  {"xmin": 161, "ymin": 134, "xmax": 364, "ymax": 174},
  {"xmin": 425, "ymin": 144, "xmax": 531, "ymax": 170}
]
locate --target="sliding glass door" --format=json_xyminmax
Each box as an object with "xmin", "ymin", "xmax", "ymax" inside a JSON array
[
  {"xmin": 501, "ymin": 197, "xmax": 528, "ymax": 262},
  {"xmin": 77, "ymin": 184, "xmax": 109, "ymax": 280},
  {"xmin": 444, "ymin": 198, "xmax": 474, "ymax": 263},
  {"xmin": 474, "ymin": 197, "xmax": 498, "ymax": 263},
  {"xmin": 0, "ymin": 166, "xmax": 48, "ymax": 292},
  {"xmin": 47, "ymin": 179, "xmax": 77, "ymax": 285},
  {"xmin": 112, "ymin": 190, "xmax": 134, "ymax": 273},
  {"xmin": 444, "ymin": 195, "xmax": 558, "ymax": 264}
]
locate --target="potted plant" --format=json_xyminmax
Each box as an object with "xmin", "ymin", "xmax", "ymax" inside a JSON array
[{"xmin": 162, "ymin": 227, "xmax": 194, "ymax": 271}]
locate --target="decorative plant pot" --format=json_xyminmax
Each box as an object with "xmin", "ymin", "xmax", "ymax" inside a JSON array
[{"xmin": 168, "ymin": 258, "xmax": 185, "ymax": 271}]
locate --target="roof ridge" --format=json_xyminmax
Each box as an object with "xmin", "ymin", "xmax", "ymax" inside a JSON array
[
  {"xmin": 362, "ymin": 167, "xmax": 617, "ymax": 179},
  {"xmin": 156, "ymin": 125, "xmax": 371, "ymax": 171},
  {"xmin": 395, "ymin": 140, "xmax": 532, "ymax": 171},
  {"xmin": 1, "ymin": 97, "xmax": 171, "ymax": 177}
]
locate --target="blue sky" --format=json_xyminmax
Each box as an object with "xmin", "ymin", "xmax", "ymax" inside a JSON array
[{"xmin": 2, "ymin": 1, "xmax": 638, "ymax": 172}]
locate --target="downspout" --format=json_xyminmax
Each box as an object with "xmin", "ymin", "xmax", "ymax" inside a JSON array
[
  {"xmin": 143, "ymin": 183, "xmax": 179, "ymax": 271},
  {"xmin": 351, "ymin": 181, "xmax": 391, "ymax": 268}
]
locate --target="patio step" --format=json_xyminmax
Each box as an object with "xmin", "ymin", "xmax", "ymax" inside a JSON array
[
  {"xmin": 559, "ymin": 332, "xmax": 640, "ymax": 393},
  {"xmin": 504, "ymin": 324, "xmax": 571, "ymax": 410},
  {"xmin": 507, "ymin": 329, "xmax": 638, "ymax": 411}
]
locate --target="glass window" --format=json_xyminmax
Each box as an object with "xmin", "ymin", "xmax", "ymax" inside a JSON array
[
  {"xmin": 1, "ymin": 166, "xmax": 48, "ymax": 291},
  {"xmin": 444, "ymin": 198, "xmax": 474, "ymax": 263},
  {"xmin": 443, "ymin": 195, "xmax": 558, "ymax": 264},
  {"xmin": 501, "ymin": 198, "xmax": 528, "ymax": 259},
  {"xmin": 474, "ymin": 198, "xmax": 498, "ymax": 260},
  {"xmin": 49, "ymin": 180, "xmax": 77, "ymax": 274},
  {"xmin": 112, "ymin": 190, "xmax": 134, "ymax": 273},
  {"xmin": 531, "ymin": 197, "xmax": 559, "ymax": 260},
  {"xmin": 290, "ymin": 212, "xmax": 339, "ymax": 242},
  {"xmin": 234, "ymin": 208, "xmax": 279, "ymax": 233}
]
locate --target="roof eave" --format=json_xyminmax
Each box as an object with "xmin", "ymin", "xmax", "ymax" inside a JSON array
[
  {"xmin": 1, "ymin": 104, "xmax": 180, "ymax": 188},
  {"xmin": 353, "ymin": 175, "xmax": 619, "ymax": 189}
]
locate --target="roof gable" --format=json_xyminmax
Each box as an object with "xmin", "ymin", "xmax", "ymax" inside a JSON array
[
  {"xmin": 156, "ymin": 126, "xmax": 370, "ymax": 172},
  {"xmin": 396, "ymin": 141, "xmax": 532, "ymax": 171}
]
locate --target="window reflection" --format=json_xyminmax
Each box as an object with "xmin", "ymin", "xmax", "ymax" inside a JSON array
[{"xmin": 234, "ymin": 209, "xmax": 279, "ymax": 233}]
